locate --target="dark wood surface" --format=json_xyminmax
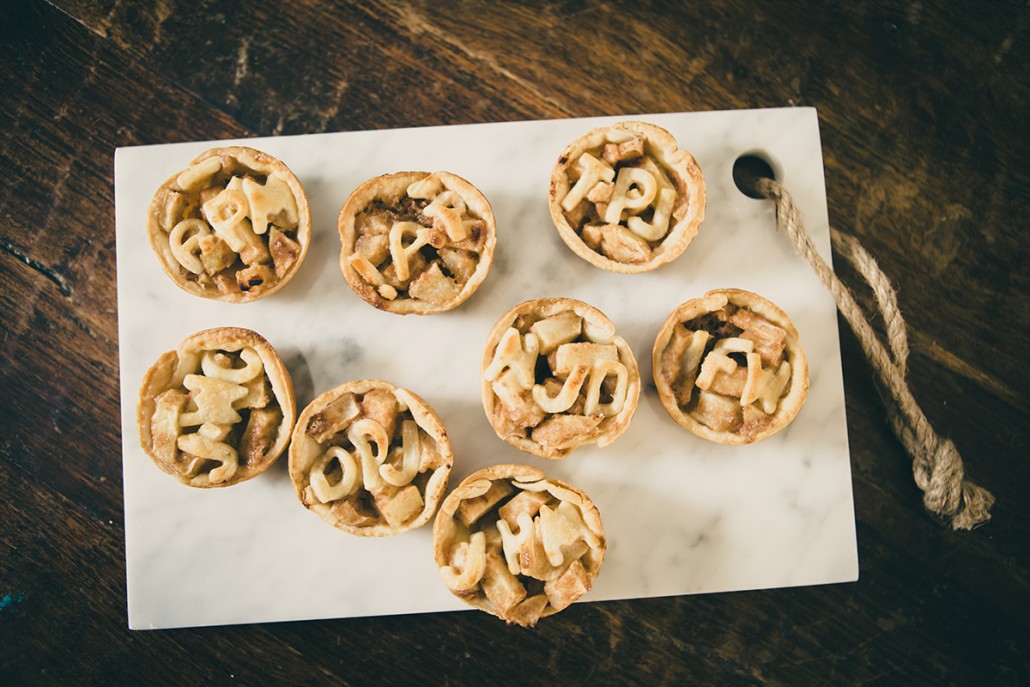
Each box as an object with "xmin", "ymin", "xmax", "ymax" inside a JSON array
[{"xmin": 2, "ymin": 1, "xmax": 1027, "ymax": 684}]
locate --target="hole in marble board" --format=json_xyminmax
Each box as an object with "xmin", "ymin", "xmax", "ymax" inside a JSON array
[{"xmin": 732, "ymin": 151, "xmax": 779, "ymax": 199}]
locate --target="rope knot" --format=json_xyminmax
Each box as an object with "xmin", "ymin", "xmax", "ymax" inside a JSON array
[
  {"xmin": 757, "ymin": 177, "xmax": 993, "ymax": 531},
  {"xmin": 914, "ymin": 437, "xmax": 963, "ymax": 517}
]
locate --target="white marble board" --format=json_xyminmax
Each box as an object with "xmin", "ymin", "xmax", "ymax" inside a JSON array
[{"xmin": 115, "ymin": 108, "xmax": 859, "ymax": 630}]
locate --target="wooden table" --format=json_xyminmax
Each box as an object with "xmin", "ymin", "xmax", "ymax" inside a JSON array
[{"xmin": 2, "ymin": 2, "xmax": 1026, "ymax": 684}]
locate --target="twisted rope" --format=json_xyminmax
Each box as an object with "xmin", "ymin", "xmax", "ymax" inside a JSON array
[{"xmin": 756, "ymin": 177, "xmax": 994, "ymax": 530}]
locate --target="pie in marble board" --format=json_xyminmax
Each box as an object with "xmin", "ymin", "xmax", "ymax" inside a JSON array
[
  {"xmin": 289, "ymin": 380, "xmax": 453, "ymax": 537},
  {"xmin": 433, "ymin": 464, "xmax": 606, "ymax": 627},
  {"xmin": 147, "ymin": 146, "xmax": 312, "ymax": 302},
  {"xmin": 481, "ymin": 297, "xmax": 641, "ymax": 459},
  {"xmin": 549, "ymin": 121, "xmax": 706, "ymax": 273},
  {"xmin": 137, "ymin": 327, "xmax": 296, "ymax": 488},
  {"xmin": 652, "ymin": 289, "xmax": 809, "ymax": 444},
  {"xmin": 338, "ymin": 171, "xmax": 497, "ymax": 315}
]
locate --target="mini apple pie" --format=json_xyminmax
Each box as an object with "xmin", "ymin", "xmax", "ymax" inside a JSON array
[
  {"xmin": 147, "ymin": 146, "xmax": 311, "ymax": 302},
  {"xmin": 137, "ymin": 327, "xmax": 296, "ymax": 487},
  {"xmin": 652, "ymin": 289, "xmax": 809, "ymax": 444},
  {"xmin": 482, "ymin": 298, "xmax": 640, "ymax": 459},
  {"xmin": 289, "ymin": 380, "xmax": 453, "ymax": 536},
  {"xmin": 338, "ymin": 171, "xmax": 497, "ymax": 314},
  {"xmin": 549, "ymin": 121, "xmax": 705, "ymax": 273},
  {"xmin": 433, "ymin": 464, "xmax": 605, "ymax": 627}
]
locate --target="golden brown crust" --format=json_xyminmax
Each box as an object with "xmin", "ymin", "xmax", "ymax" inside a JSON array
[
  {"xmin": 338, "ymin": 171, "xmax": 497, "ymax": 315},
  {"xmin": 548, "ymin": 121, "xmax": 705, "ymax": 273},
  {"xmin": 146, "ymin": 146, "xmax": 311, "ymax": 303},
  {"xmin": 652, "ymin": 289, "xmax": 809, "ymax": 444},
  {"xmin": 288, "ymin": 379, "xmax": 453, "ymax": 537},
  {"xmin": 481, "ymin": 298, "xmax": 640, "ymax": 459},
  {"xmin": 137, "ymin": 327, "xmax": 296, "ymax": 487},
  {"xmin": 432, "ymin": 464, "xmax": 606, "ymax": 627}
]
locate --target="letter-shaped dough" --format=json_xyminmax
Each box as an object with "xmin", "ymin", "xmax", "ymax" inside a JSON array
[
  {"xmin": 310, "ymin": 446, "xmax": 360, "ymax": 503},
  {"xmin": 496, "ymin": 512, "xmax": 535, "ymax": 576},
  {"xmin": 380, "ymin": 420, "xmax": 421, "ymax": 487},
  {"xmin": 406, "ymin": 175, "xmax": 444, "ymax": 199},
  {"xmin": 440, "ymin": 532, "xmax": 487, "ymax": 592},
  {"xmin": 538, "ymin": 501, "xmax": 601, "ymax": 567},
  {"xmin": 238, "ymin": 174, "xmax": 298, "ymax": 235},
  {"xmin": 179, "ymin": 374, "xmax": 247, "ymax": 426},
  {"xmin": 201, "ymin": 347, "xmax": 263, "ymax": 385},
  {"xmin": 604, "ymin": 167, "xmax": 658, "ymax": 224},
  {"xmin": 203, "ymin": 188, "xmax": 269, "ymax": 265},
  {"xmin": 742, "ymin": 358, "xmax": 792, "ymax": 414},
  {"xmin": 532, "ymin": 365, "xmax": 589, "ymax": 414},
  {"xmin": 176, "ymin": 157, "xmax": 222, "ymax": 193},
  {"xmin": 168, "ymin": 219, "xmax": 211, "ymax": 275},
  {"xmin": 388, "ymin": 221, "xmax": 429, "ymax": 282},
  {"xmin": 423, "ymin": 191, "xmax": 469, "ymax": 242},
  {"xmin": 627, "ymin": 187, "xmax": 676, "ymax": 241},
  {"xmin": 562, "ymin": 153, "xmax": 616, "ymax": 212},
  {"xmin": 483, "ymin": 328, "xmax": 540, "ymax": 390},
  {"xmin": 177, "ymin": 432, "xmax": 238, "ymax": 484},
  {"xmin": 584, "ymin": 360, "xmax": 629, "ymax": 416},
  {"xmin": 348, "ymin": 418, "xmax": 390, "ymax": 491},
  {"xmin": 695, "ymin": 337, "xmax": 754, "ymax": 391},
  {"xmin": 677, "ymin": 330, "xmax": 711, "ymax": 405}
]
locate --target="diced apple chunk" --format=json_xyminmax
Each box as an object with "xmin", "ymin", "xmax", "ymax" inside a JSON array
[
  {"xmin": 233, "ymin": 374, "xmax": 271, "ymax": 410},
  {"xmin": 554, "ymin": 342, "xmax": 618, "ymax": 375},
  {"xmin": 497, "ymin": 489, "xmax": 553, "ymax": 529},
  {"xmin": 708, "ymin": 366, "xmax": 748, "ymax": 398},
  {"xmin": 586, "ymin": 181, "xmax": 614, "ymax": 203},
  {"xmin": 360, "ymin": 388, "xmax": 398, "ymax": 439},
  {"xmin": 408, "ymin": 262, "xmax": 460, "ymax": 304},
  {"xmin": 375, "ymin": 484, "xmax": 424, "ymax": 527},
  {"xmin": 238, "ymin": 407, "xmax": 282, "ymax": 464},
  {"xmin": 730, "ymin": 309, "xmax": 787, "ymax": 367},
  {"xmin": 691, "ymin": 390, "xmax": 741, "ymax": 432},
  {"xmin": 150, "ymin": 389, "xmax": 188, "ymax": 463},
  {"xmin": 492, "ymin": 368, "xmax": 546, "ymax": 429},
  {"xmin": 600, "ymin": 223, "xmax": 652, "ymax": 263},
  {"xmin": 439, "ymin": 247, "xmax": 477, "ymax": 283},
  {"xmin": 529, "ymin": 311, "xmax": 583, "ymax": 354},
  {"xmin": 236, "ymin": 263, "xmax": 275, "ymax": 294},
  {"xmin": 482, "ymin": 543, "xmax": 527, "ymax": 615},
  {"xmin": 602, "ymin": 136, "xmax": 644, "ymax": 165},
  {"xmin": 305, "ymin": 392, "xmax": 360, "ymax": 442},
  {"xmin": 354, "ymin": 231, "xmax": 389, "ymax": 266},
  {"xmin": 581, "ymin": 223, "xmax": 603, "ymax": 249},
  {"xmin": 269, "ymin": 228, "xmax": 301, "ymax": 279},
  {"xmin": 457, "ymin": 479, "xmax": 515, "ymax": 527},
  {"xmin": 506, "ymin": 594, "xmax": 549, "ymax": 628},
  {"xmin": 331, "ymin": 497, "xmax": 377, "ymax": 528},
  {"xmin": 197, "ymin": 234, "xmax": 236, "ymax": 275},
  {"xmin": 518, "ymin": 519, "xmax": 554, "ymax": 580},
  {"xmin": 154, "ymin": 187, "xmax": 190, "ymax": 231},
  {"xmin": 544, "ymin": 559, "xmax": 592, "ymax": 611},
  {"xmin": 530, "ymin": 414, "xmax": 602, "ymax": 451}
]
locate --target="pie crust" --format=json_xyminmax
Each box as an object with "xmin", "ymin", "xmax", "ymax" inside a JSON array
[
  {"xmin": 338, "ymin": 171, "xmax": 497, "ymax": 315},
  {"xmin": 549, "ymin": 121, "xmax": 705, "ymax": 273},
  {"xmin": 289, "ymin": 380, "xmax": 453, "ymax": 536},
  {"xmin": 481, "ymin": 298, "xmax": 640, "ymax": 459},
  {"xmin": 137, "ymin": 327, "xmax": 296, "ymax": 487},
  {"xmin": 147, "ymin": 146, "xmax": 312, "ymax": 302},
  {"xmin": 652, "ymin": 289, "xmax": 809, "ymax": 444},
  {"xmin": 432, "ymin": 464, "xmax": 606, "ymax": 627}
]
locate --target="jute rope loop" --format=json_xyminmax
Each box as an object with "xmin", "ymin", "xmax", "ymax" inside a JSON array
[{"xmin": 755, "ymin": 177, "xmax": 994, "ymax": 530}]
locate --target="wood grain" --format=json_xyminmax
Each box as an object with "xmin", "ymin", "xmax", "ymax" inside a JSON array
[{"xmin": 2, "ymin": 1, "xmax": 1027, "ymax": 684}]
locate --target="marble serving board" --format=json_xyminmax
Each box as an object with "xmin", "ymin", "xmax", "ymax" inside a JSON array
[{"xmin": 115, "ymin": 108, "xmax": 859, "ymax": 630}]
